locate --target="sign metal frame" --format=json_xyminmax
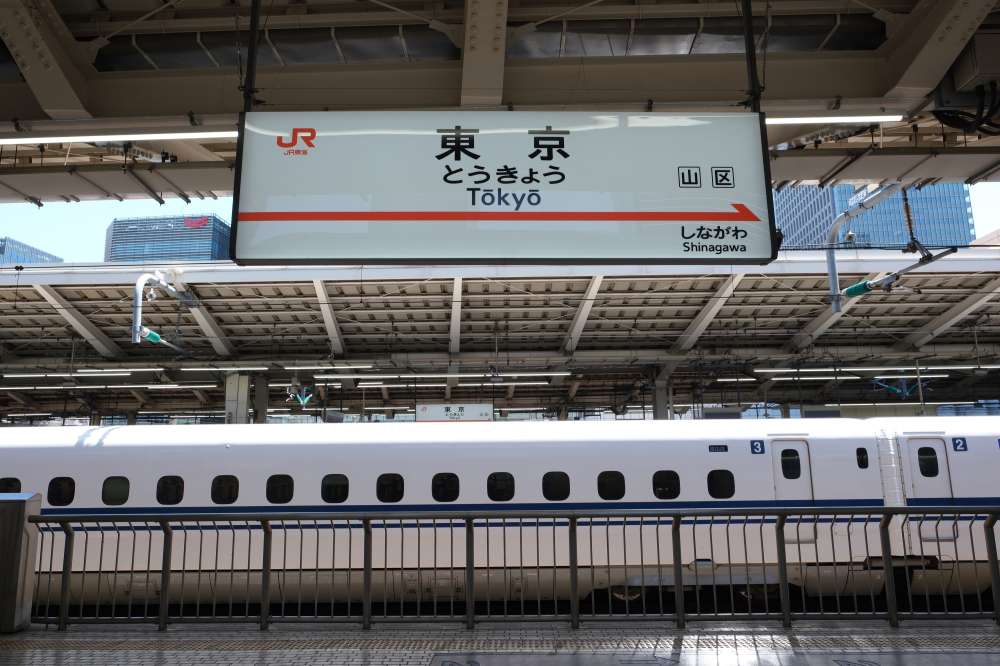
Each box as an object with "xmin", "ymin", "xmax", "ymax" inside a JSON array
[{"xmin": 229, "ymin": 112, "xmax": 780, "ymax": 266}]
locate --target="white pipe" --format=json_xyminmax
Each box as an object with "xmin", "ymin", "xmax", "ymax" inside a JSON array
[{"xmin": 825, "ymin": 183, "xmax": 902, "ymax": 312}]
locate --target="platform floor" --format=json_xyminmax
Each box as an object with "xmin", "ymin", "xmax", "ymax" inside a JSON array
[{"xmin": 2, "ymin": 621, "xmax": 1000, "ymax": 665}]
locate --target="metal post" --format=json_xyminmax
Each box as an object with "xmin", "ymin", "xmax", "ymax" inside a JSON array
[
  {"xmin": 465, "ymin": 518, "xmax": 475, "ymax": 629},
  {"xmin": 362, "ymin": 519, "xmax": 372, "ymax": 630},
  {"xmin": 243, "ymin": 0, "xmax": 262, "ymax": 113},
  {"xmin": 58, "ymin": 523, "xmax": 73, "ymax": 631},
  {"xmin": 259, "ymin": 520, "xmax": 272, "ymax": 630},
  {"xmin": 671, "ymin": 516, "xmax": 685, "ymax": 628},
  {"xmin": 158, "ymin": 521, "xmax": 172, "ymax": 631},
  {"xmin": 985, "ymin": 514, "xmax": 1000, "ymax": 625},
  {"xmin": 740, "ymin": 0, "xmax": 762, "ymax": 113},
  {"xmin": 568, "ymin": 517, "xmax": 579, "ymax": 629},
  {"xmin": 879, "ymin": 513, "xmax": 899, "ymax": 627},
  {"xmin": 915, "ymin": 362, "xmax": 926, "ymax": 415},
  {"xmin": 774, "ymin": 515, "xmax": 791, "ymax": 628}
]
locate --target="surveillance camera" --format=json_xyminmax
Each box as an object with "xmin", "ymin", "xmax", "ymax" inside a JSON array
[{"xmin": 845, "ymin": 230, "xmax": 857, "ymax": 243}]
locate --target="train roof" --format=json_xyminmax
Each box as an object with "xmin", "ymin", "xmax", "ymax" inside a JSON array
[{"xmin": 4, "ymin": 417, "xmax": 994, "ymax": 450}]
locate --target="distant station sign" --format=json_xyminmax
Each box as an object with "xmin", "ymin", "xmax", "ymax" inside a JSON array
[
  {"xmin": 232, "ymin": 111, "xmax": 777, "ymax": 264},
  {"xmin": 416, "ymin": 403, "xmax": 494, "ymax": 422}
]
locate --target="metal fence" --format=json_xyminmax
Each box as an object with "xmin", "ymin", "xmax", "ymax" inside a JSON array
[{"xmin": 28, "ymin": 507, "xmax": 1000, "ymax": 629}]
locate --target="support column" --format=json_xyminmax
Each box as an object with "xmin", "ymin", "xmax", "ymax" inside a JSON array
[
  {"xmin": 779, "ymin": 403, "xmax": 791, "ymax": 418},
  {"xmin": 126, "ymin": 411, "xmax": 137, "ymax": 425},
  {"xmin": 653, "ymin": 378, "xmax": 674, "ymax": 420},
  {"xmin": 0, "ymin": 493, "xmax": 41, "ymax": 633},
  {"xmin": 253, "ymin": 374, "xmax": 269, "ymax": 424},
  {"xmin": 224, "ymin": 374, "xmax": 251, "ymax": 424},
  {"xmin": 88, "ymin": 413, "xmax": 101, "ymax": 426}
]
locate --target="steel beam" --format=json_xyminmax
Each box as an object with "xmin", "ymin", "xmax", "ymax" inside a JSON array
[
  {"xmin": 895, "ymin": 276, "xmax": 1000, "ymax": 349},
  {"xmin": 563, "ymin": 276, "xmax": 603, "ymax": 355},
  {"xmin": 883, "ymin": 0, "xmax": 995, "ymax": 102},
  {"xmin": 785, "ymin": 272, "xmax": 886, "ymax": 351},
  {"xmin": 0, "ymin": 0, "xmax": 90, "ymax": 119},
  {"xmin": 460, "ymin": 0, "xmax": 509, "ymax": 106},
  {"xmin": 32, "ymin": 284, "xmax": 122, "ymax": 358},
  {"xmin": 672, "ymin": 274, "xmax": 742, "ymax": 352},
  {"xmin": 449, "ymin": 277, "xmax": 463, "ymax": 354},
  {"xmin": 173, "ymin": 277, "xmax": 236, "ymax": 357},
  {"xmin": 313, "ymin": 279, "xmax": 346, "ymax": 356}
]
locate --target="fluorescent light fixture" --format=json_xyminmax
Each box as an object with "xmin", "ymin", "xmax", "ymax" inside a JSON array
[
  {"xmin": 9, "ymin": 412, "xmax": 52, "ymax": 417},
  {"xmin": 313, "ymin": 371, "xmax": 572, "ymax": 380},
  {"xmin": 3, "ymin": 373, "xmax": 74, "ymax": 378},
  {"xmin": 281, "ymin": 363, "xmax": 375, "ymax": 370},
  {"xmin": 75, "ymin": 367, "xmax": 163, "ymax": 373},
  {"xmin": 873, "ymin": 374, "xmax": 949, "ymax": 379},
  {"xmin": 363, "ymin": 406, "xmax": 412, "ymax": 410},
  {"xmin": 181, "ymin": 366, "xmax": 269, "ymax": 372},
  {"xmin": 824, "ymin": 401, "xmax": 976, "ymax": 407},
  {"xmin": 770, "ymin": 376, "xmax": 861, "ymax": 382},
  {"xmin": 715, "ymin": 378, "xmax": 756, "ymax": 382},
  {"xmin": 0, "ymin": 130, "xmax": 239, "ymax": 146},
  {"xmin": 72, "ymin": 372, "xmax": 131, "ymax": 378},
  {"xmin": 457, "ymin": 381, "xmax": 549, "ymax": 387},
  {"xmin": 766, "ymin": 115, "xmax": 903, "ymax": 125},
  {"xmin": 495, "ymin": 407, "xmax": 548, "ymax": 412},
  {"xmin": 0, "ymin": 386, "xmax": 41, "ymax": 391}
]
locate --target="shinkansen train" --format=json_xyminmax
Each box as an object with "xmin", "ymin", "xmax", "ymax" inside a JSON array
[{"xmin": 1, "ymin": 416, "xmax": 998, "ymax": 605}]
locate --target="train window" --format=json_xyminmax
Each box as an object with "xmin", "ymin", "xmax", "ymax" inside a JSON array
[
  {"xmin": 47, "ymin": 477, "xmax": 75, "ymax": 506},
  {"xmin": 487, "ymin": 472, "xmax": 515, "ymax": 502},
  {"xmin": 542, "ymin": 471, "xmax": 570, "ymax": 501},
  {"xmin": 597, "ymin": 471, "xmax": 625, "ymax": 500},
  {"xmin": 432, "ymin": 473, "xmax": 460, "ymax": 502},
  {"xmin": 652, "ymin": 470, "xmax": 680, "ymax": 500},
  {"xmin": 0, "ymin": 478, "xmax": 20, "ymax": 493},
  {"xmin": 917, "ymin": 447, "xmax": 939, "ymax": 478},
  {"xmin": 321, "ymin": 474, "xmax": 349, "ymax": 504},
  {"xmin": 102, "ymin": 476, "xmax": 130, "ymax": 506},
  {"xmin": 156, "ymin": 476, "xmax": 184, "ymax": 505},
  {"xmin": 707, "ymin": 470, "xmax": 735, "ymax": 499},
  {"xmin": 266, "ymin": 474, "xmax": 294, "ymax": 504},
  {"xmin": 780, "ymin": 450, "xmax": 801, "ymax": 480},
  {"xmin": 211, "ymin": 475, "xmax": 239, "ymax": 505},
  {"xmin": 377, "ymin": 473, "xmax": 404, "ymax": 503},
  {"xmin": 856, "ymin": 448, "xmax": 870, "ymax": 469}
]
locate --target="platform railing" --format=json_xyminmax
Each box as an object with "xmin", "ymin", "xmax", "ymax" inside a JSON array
[{"xmin": 27, "ymin": 507, "xmax": 1000, "ymax": 629}]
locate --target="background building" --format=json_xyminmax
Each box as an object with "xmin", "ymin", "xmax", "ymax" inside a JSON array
[
  {"xmin": 774, "ymin": 183, "xmax": 975, "ymax": 249},
  {"xmin": 0, "ymin": 236, "xmax": 62, "ymax": 266},
  {"xmin": 104, "ymin": 215, "xmax": 231, "ymax": 263}
]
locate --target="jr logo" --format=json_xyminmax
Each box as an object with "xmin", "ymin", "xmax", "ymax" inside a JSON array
[{"xmin": 276, "ymin": 127, "xmax": 317, "ymax": 149}]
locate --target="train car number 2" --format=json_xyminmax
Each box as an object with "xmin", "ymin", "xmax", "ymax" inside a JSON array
[{"xmin": 952, "ymin": 437, "xmax": 967, "ymax": 452}]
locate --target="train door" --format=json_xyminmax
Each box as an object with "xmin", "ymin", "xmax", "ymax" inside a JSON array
[
  {"xmin": 772, "ymin": 440, "xmax": 816, "ymax": 542},
  {"xmin": 905, "ymin": 437, "xmax": 957, "ymax": 544}
]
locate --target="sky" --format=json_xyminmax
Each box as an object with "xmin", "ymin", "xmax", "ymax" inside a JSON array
[{"xmin": 1, "ymin": 183, "xmax": 999, "ymax": 263}]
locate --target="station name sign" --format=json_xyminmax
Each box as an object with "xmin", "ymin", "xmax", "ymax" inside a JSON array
[{"xmin": 231, "ymin": 111, "xmax": 777, "ymax": 264}]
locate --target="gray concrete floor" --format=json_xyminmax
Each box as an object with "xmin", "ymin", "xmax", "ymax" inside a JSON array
[{"xmin": 1, "ymin": 621, "xmax": 999, "ymax": 665}]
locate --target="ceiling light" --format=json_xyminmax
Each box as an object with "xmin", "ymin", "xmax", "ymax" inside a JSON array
[
  {"xmin": 457, "ymin": 381, "xmax": 550, "ymax": 387},
  {"xmin": 363, "ymin": 406, "xmax": 412, "ymax": 410},
  {"xmin": 3, "ymin": 373, "xmax": 74, "ymax": 378},
  {"xmin": 765, "ymin": 115, "xmax": 903, "ymax": 125},
  {"xmin": 71, "ymin": 372, "xmax": 131, "ymax": 377},
  {"xmin": 281, "ymin": 364, "xmax": 375, "ymax": 370},
  {"xmin": 824, "ymin": 401, "xmax": 976, "ymax": 407},
  {"xmin": 180, "ymin": 366, "xmax": 270, "ymax": 372},
  {"xmin": 770, "ymin": 376, "xmax": 861, "ymax": 381},
  {"xmin": 8, "ymin": 412, "xmax": 52, "ymax": 417},
  {"xmin": 716, "ymin": 378, "xmax": 756, "ymax": 382},
  {"xmin": 873, "ymin": 374, "xmax": 949, "ymax": 380},
  {"xmin": 0, "ymin": 130, "xmax": 239, "ymax": 146}
]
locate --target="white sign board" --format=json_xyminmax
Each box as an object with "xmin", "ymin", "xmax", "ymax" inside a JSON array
[
  {"xmin": 232, "ymin": 111, "xmax": 777, "ymax": 264},
  {"xmin": 416, "ymin": 403, "xmax": 494, "ymax": 422}
]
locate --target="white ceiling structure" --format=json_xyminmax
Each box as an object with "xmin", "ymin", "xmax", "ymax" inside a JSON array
[
  {"xmin": 0, "ymin": 1, "xmax": 999, "ymax": 204},
  {"xmin": 1, "ymin": 250, "xmax": 998, "ymax": 416}
]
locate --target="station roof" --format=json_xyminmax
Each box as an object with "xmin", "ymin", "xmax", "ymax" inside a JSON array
[
  {"xmin": 1, "ymin": 1, "xmax": 1000, "ymax": 204},
  {"xmin": 1, "ymin": 250, "xmax": 998, "ymax": 416}
]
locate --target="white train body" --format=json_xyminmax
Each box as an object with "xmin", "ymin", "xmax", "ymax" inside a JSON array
[{"xmin": 2, "ymin": 417, "xmax": 998, "ymax": 604}]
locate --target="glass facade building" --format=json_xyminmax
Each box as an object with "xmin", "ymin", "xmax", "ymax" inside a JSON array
[
  {"xmin": 104, "ymin": 215, "xmax": 231, "ymax": 263},
  {"xmin": 0, "ymin": 236, "xmax": 62, "ymax": 266},
  {"xmin": 773, "ymin": 183, "xmax": 975, "ymax": 249}
]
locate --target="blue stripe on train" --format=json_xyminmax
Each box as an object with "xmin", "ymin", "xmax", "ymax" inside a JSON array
[{"xmin": 39, "ymin": 497, "xmax": 885, "ymax": 517}]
